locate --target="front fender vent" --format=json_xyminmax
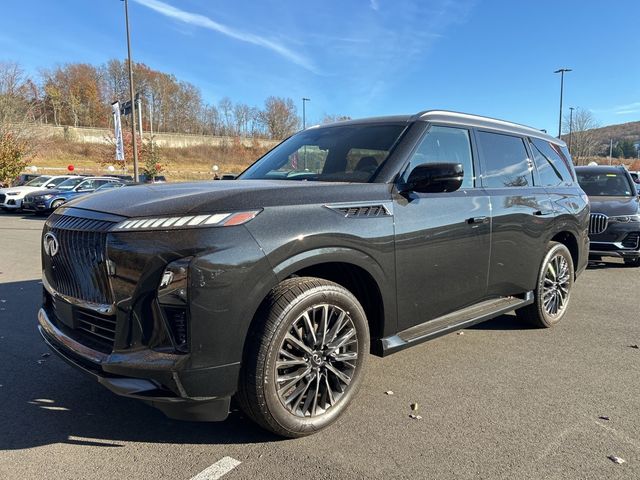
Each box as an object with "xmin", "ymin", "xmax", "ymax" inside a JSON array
[{"xmin": 327, "ymin": 204, "xmax": 392, "ymax": 218}]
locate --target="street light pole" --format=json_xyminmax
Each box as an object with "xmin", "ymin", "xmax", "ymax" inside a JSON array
[
  {"xmin": 123, "ymin": 0, "xmax": 139, "ymax": 182},
  {"xmin": 302, "ymin": 97, "xmax": 310, "ymax": 129},
  {"xmin": 554, "ymin": 68, "xmax": 572, "ymax": 139},
  {"xmin": 568, "ymin": 106, "xmax": 574, "ymax": 155}
]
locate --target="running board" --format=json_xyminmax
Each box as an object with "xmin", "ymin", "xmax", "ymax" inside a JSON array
[{"xmin": 376, "ymin": 292, "xmax": 534, "ymax": 356}]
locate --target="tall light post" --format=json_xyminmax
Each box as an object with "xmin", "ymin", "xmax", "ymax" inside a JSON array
[
  {"xmin": 554, "ymin": 68, "xmax": 572, "ymax": 138},
  {"xmin": 123, "ymin": 0, "xmax": 139, "ymax": 181},
  {"xmin": 302, "ymin": 97, "xmax": 310, "ymax": 129},
  {"xmin": 568, "ymin": 106, "xmax": 574, "ymax": 155}
]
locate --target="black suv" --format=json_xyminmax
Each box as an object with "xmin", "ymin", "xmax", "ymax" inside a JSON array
[
  {"xmin": 575, "ymin": 165, "xmax": 640, "ymax": 266},
  {"xmin": 38, "ymin": 111, "xmax": 589, "ymax": 437}
]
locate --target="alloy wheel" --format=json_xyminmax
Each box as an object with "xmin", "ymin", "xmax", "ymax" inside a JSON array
[
  {"xmin": 542, "ymin": 254, "xmax": 571, "ymax": 317},
  {"xmin": 275, "ymin": 304, "xmax": 358, "ymax": 418}
]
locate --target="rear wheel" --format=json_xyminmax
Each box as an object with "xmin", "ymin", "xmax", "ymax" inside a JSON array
[
  {"xmin": 624, "ymin": 257, "xmax": 640, "ymax": 267},
  {"xmin": 238, "ymin": 277, "xmax": 369, "ymax": 438},
  {"xmin": 517, "ymin": 242, "xmax": 574, "ymax": 328}
]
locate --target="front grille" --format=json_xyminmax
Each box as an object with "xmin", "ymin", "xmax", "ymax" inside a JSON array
[
  {"xmin": 75, "ymin": 310, "xmax": 117, "ymax": 345},
  {"xmin": 622, "ymin": 232, "xmax": 640, "ymax": 249},
  {"xmin": 44, "ymin": 214, "xmax": 116, "ymax": 305},
  {"xmin": 46, "ymin": 292, "xmax": 115, "ymax": 353},
  {"xmin": 589, "ymin": 213, "xmax": 608, "ymax": 235}
]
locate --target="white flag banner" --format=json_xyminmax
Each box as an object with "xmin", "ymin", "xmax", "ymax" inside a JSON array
[{"xmin": 111, "ymin": 101, "xmax": 125, "ymax": 161}]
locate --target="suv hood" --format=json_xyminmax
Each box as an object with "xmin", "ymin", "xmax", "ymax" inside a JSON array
[
  {"xmin": 66, "ymin": 180, "xmax": 390, "ymax": 218},
  {"xmin": 588, "ymin": 196, "xmax": 640, "ymax": 216}
]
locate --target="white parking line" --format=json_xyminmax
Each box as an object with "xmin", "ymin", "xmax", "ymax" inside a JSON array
[{"xmin": 189, "ymin": 457, "xmax": 241, "ymax": 480}]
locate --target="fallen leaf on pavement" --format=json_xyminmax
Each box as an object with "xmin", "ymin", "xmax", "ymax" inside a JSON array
[{"xmin": 608, "ymin": 456, "xmax": 626, "ymax": 465}]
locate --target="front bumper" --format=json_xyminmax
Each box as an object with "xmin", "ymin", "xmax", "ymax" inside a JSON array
[
  {"xmin": 37, "ymin": 307, "xmax": 233, "ymax": 421},
  {"xmin": 588, "ymin": 223, "xmax": 640, "ymax": 259},
  {"xmin": 22, "ymin": 199, "xmax": 51, "ymax": 212},
  {"xmin": 1, "ymin": 197, "xmax": 22, "ymax": 209}
]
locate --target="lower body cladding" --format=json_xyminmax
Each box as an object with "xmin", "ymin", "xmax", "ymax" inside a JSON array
[{"xmin": 38, "ymin": 306, "xmax": 238, "ymax": 421}]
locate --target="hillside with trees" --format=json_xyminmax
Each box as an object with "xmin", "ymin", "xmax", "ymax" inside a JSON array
[{"xmin": 1, "ymin": 59, "xmax": 307, "ymax": 139}]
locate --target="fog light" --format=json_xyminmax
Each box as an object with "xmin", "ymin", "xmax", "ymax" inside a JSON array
[{"xmin": 158, "ymin": 258, "xmax": 191, "ymax": 352}]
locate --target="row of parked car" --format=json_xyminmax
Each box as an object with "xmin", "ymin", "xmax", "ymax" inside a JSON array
[{"xmin": 0, "ymin": 173, "xmax": 167, "ymax": 214}]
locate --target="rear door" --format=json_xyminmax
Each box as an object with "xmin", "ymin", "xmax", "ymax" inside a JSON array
[
  {"xmin": 475, "ymin": 130, "xmax": 554, "ymax": 296},
  {"xmin": 394, "ymin": 124, "xmax": 491, "ymax": 331}
]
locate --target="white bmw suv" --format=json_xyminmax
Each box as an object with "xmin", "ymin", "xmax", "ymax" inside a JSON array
[{"xmin": 0, "ymin": 175, "xmax": 75, "ymax": 211}]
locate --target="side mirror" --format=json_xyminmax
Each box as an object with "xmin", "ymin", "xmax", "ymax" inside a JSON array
[
  {"xmin": 403, "ymin": 162, "xmax": 464, "ymax": 193},
  {"xmin": 46, "ymin": 184, "xmax": 55, "ymax": 189}
]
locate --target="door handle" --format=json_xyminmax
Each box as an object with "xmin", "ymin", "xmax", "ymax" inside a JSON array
[
  {"xmin": 534, "ymin": 210, "xmax": 554, "ymax": 216},
  {"xmin": 467, "ymin": 216, "xmax": 489, "ymax": 224}
]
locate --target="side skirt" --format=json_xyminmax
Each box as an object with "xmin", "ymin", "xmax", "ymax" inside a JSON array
[{"xmin": 375, "ymin": 292, "xmax": 534, "ymax": 357}]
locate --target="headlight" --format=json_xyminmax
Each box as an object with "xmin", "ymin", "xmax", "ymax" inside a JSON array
[
  {"xmin": 157, "ymin": 258, "xmax": 191, "ymax": 353},
  {"xmin": 609, "ymin": 214, "xmax": 640, "ymax": 223},
  {"xmin": 6, "ymin": 192, "xmax": 19, "ymax": 196},
  {"xmin": 114, "ymin": 210, "xmax": 261, "ymax": 231}
]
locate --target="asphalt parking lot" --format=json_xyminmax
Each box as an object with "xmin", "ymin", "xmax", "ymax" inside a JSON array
[{"xmin": 0, "ymin": 212, "xmax": 638, "ymax": 480}]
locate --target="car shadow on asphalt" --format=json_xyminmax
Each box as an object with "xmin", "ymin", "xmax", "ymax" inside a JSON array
[
  {"xmin": 467, "ymin": 313, "xmax": 537, "ymax": 331},
  {"xmin": 0, "ymin": 211, "xmax": 47, "ymax": 221},
  {"xmin": 586, "ymin": 260, "xmax": 630, "ymax": 270},
  {"xmin": 0, "ymin": 279, "xmax": 281, "ymax": 451}
]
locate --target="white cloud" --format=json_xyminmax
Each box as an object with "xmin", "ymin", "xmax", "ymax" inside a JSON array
[
  {"xmin": 132, "ymin": 0, "xmax": 316, "ymax": 72},
  {"xmin": 614, "ymin": 101, "xmax": 640, "ymax": 115},
  {"xmin": 370, "ymin": 0, "xmax": 380, "ymax": 11}
]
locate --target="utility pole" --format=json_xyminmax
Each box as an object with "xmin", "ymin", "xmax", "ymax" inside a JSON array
[
  {"xmin": 302, "ymin": 97, "xmax": 310, "ymax": 129},
  {"xmin": 568, "ymin": 107, "xmax": 574, "ymax": 155},
  {"xmin": 554, "ymin": 68, "xmax": 572, "ymax": 138},
  {"xmin": 149, "ymin": 100, "xmax": 154, "ymax": 154},
  {"xmin": 609, "ymin": 138, "xmax": 613, "ymax": 165},
  {"xmin": 123, "ymin": 0, "xmax": 139, "ymax": 182},
  {"xmin": 136, "ymin": 94, "xmax": 143, "ymax": 140}
]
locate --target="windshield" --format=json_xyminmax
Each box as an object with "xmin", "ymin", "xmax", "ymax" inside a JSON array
[
  {"xmin": 95, "ymin": 183, "xmax": 122, "ymax": 191},
  {"xmin": 56, "ymin": 177, "xmax": 85, "ymax": 190},
  {"xmin": 239, "ymin": 123, "xmax": 406, "ymax": 182},
  {"xmin": 25, "ymin": 176, "xmax": 52, "ymax": 187},
  {"xmin": 576, "ymin": 170, "xmax": 634, "ymax": 197}
]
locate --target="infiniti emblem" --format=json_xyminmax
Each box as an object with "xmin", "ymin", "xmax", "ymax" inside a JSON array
[{"xmin": 43, "ymin": 232, "xmax": 60, "ymax": 257}]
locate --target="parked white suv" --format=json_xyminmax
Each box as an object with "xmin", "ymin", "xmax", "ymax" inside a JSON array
[{"xmin": 0, "ymin": 175, "xmax": 75, "ymax": 211}]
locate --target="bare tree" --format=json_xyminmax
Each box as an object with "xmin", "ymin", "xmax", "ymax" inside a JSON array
[
  {"xmin": 562, "ymin": 107, "xmax": 599, "ymax": 164},
  {"xmin": 260, "ymin": 97, "xmax": 299, "ymax": 139}
]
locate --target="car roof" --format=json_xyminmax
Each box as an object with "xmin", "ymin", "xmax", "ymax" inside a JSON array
[
  {"xmin": 309, "ymin": 110, "xmax": 564, "ymax": 147},
  {"xmin": 575, "ymin": 165, "xmax": 629, "ymax": 174}
]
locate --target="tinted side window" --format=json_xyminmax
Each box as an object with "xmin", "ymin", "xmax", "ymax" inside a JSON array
[
  {"xmin": 530, "ymin": 138, "xmax": 574, "ymax": 186},
  {"xmin": 477, "ymin": 131, "xmax": 532, "ymax": 188},
  {"xmin": 407, "ymin": 126, "xmax": 475, "ymax": 188}
]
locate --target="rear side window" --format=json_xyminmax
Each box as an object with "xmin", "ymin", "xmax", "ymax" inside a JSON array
[
  {"xmin": 406, "ymin": 125, "xmax": 475, "ymax": 188},
  {"xmin": 530, "ymin": 138, "xmax": 574, "ymax": 186},
  {"xmin": 477, "ymin": 131, "xmax": 532, "ymax": 188}
]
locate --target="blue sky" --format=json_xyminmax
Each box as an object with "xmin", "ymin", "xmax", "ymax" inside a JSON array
[{"xmin": 1, "ymin": 0, "xmax": 639, "ymax": 132}]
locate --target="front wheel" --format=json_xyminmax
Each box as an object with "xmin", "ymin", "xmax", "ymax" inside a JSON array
[
  {"xmin": 517, "ymin": 242, "xmax": 574, "ymax": 328},
  {"xmin": 238, "ymin": 277, "xmax": 369, "ymax": 438},
  {"xmin": 50, "ymin": 199, "xmax": 65, "ymax": 210}
]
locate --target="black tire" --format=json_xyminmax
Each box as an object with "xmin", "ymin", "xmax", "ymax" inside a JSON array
[
  {"xmin": 238, "ymin": 277, "xmax": 369, "ymax": 438},
  {"xmin": 516, "ymin": 242, "xmax": 574, "ymax": 328},
  {"xmin": 624, "ymin": 257, "xmax": 640, "ymax": 267}
]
